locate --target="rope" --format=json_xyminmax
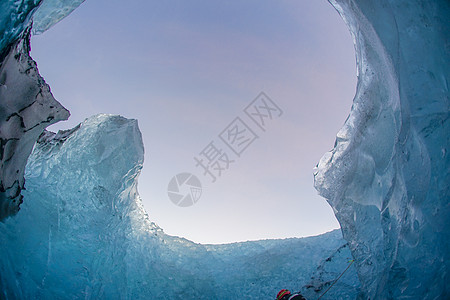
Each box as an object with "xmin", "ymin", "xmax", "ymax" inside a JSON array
[{"xmin": 317, "ymin": 259, "xmax": 355, "ymax": 300}]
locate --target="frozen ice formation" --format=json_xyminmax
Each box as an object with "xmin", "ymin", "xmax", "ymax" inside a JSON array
[
  {"xmin": 0, "ymin": 0, "xmax": 40, "ymax": 60},
  {"xmin": 301, "ymin": 243, "xmax": 359, "ymax": 300},
  {"xmin": 0, "ymin": 114, "xmax": 359, "ymax": 299},
  {"xmin": 0, "ymin": 28, "xmax": 69, "ymax": 220},
  {"xmin": 32, "ymin": 0, "xmax": 86, "ymax": 35},
  {"xmin": 0, "ymin": 0, "xmax": 84, "ymax": 58},
  {"xmin": 0, "ymin": 0, "xmax": 81, "ymax": 219},
  {"xmin": 0, "ymin": 0, "xmax": 448, "ymax": 298},
  {"xmin": 314, "ymin": 0, "xmax": 449, "ymax": 299}
]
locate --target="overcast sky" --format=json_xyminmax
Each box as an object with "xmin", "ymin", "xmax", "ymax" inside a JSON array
[{"xmin": 31, "ymin": 0, "xmax": 356, "ymax": 244}]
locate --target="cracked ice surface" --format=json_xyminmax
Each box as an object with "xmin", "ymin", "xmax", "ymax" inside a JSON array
[
  {"xmin": 0, "ymin": 28, "xmax": 69, "ymax": 220},
  {"xmin": 314, "ymin": 0, "xmax": 449, "ymax": 298},
  {"xmin": 0, "ymin": 0, "xmax": 81, "ymax": 219},
  {"xmin": 0, "ymin": 0, "xmax": 82, "ymax": 219}
]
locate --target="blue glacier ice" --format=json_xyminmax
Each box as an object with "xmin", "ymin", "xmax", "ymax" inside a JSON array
[
  {"xmin": 31, "ymin": 0, "xmax": 86, "ymax": 35},
  {"xmin": 0, "ymin": 0, "xmax": 39, "ymax": 59},
  {"xmin": 0, "ymin": 114, "xmax": 359, "ymax": 299},
  {"xmin": 0, "ymin": 0, "xmax": 84, "ymax": 58},
  {"xmin": 0, "ymin": 0, "xmax": 448, "ymax": 298},
  {"xmin": 315, "ymin": 0, "xmax": 449, "ymax": 299}
]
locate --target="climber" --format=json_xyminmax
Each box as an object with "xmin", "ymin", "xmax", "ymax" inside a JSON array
[{"xmin": 276, "ymin": 289, "xmax": 307, "ymax": 300}]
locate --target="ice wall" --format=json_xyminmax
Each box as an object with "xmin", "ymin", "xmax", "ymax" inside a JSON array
[
  {"xmin": 301, "ymin": 243, "xmax": 359, "ymax": 300},
  {"xmin": 0, "ymin": 0, "xmax": 40, "ymax": 60},
  {"xmin": 0, "ymin": 0, "xmax": 85, "ymax": 58},
  {"xmin": 0, "ymin": 0, "xmax": 83, "ymax": 220},
  {"xmin": 0, "ymin": 114, "xmax": 359, "ymax": 299},
  {"xmin": 0, "ymin": 28, "xmax": 69, "ymax": 220},
  {"xmin": 314, "ymin": 0, "xmax": 449, "ymax": 298}
]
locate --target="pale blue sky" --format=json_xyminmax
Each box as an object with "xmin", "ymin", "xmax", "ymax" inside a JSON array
[{"xmin": 31, "ymin": 0, "xmax": 356, "ymax": 244}]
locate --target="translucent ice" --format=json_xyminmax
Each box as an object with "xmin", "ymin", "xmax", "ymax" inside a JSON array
[
  {"xmin": 0, "ymin": 0, "xmax": 39, "ymax": 59},
  {"xmin": 315, "ymin": 0, "xmax": 449, "ymax": 298},
  {"xmin": 0, "ymin": 114, "xmax": 359, "ymax": 299},
  {"xmin": 32, "ymin": 0, "xmax": 86, "ymax": 35},
  {"xmin": 0, "ymin": 0, "xmax": 83, "ymax": 57}
]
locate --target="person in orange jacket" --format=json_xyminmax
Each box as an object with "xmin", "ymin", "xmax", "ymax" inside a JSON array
[{"xmin": 276, "ymin": 289, "xmax": 307, "ymax": 300}]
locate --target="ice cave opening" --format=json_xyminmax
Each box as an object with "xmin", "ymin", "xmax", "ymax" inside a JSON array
[
  {"xmin": 0, "ymin": 0, "xmax": 448, "ymax": 299},
  {"xmin": 29, "ymin": 0, "xmax": 356, "ymax": 245}
]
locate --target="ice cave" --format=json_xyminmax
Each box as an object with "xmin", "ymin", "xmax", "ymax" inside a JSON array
[{"xmin": 0, "ymin": 0, "xmax": 448, "ymax": 299}]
